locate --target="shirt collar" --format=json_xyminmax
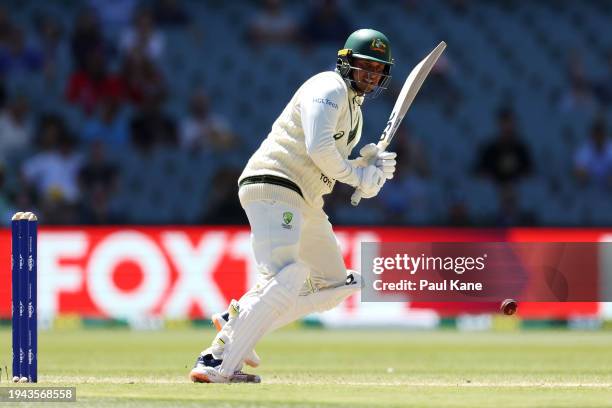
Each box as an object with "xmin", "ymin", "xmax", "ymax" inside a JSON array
[{"xmin": 348, "ymin": 86, "xmax": 364, "ymax": 106}]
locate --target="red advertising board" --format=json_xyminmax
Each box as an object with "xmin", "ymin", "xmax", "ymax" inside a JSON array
[{"xmin": 0, "ymin": 227, "xmax": 605, "ymax": 320}]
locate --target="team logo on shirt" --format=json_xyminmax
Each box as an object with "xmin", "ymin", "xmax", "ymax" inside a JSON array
[
  {"xmin": 282, "ymin": 212, "xmax": 293, "ymax": 229},
  {"xmin": 332, "ymin": 117, "xmax": 359, "ymax": 145}
]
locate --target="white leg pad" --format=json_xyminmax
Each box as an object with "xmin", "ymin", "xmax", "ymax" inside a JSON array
[
  {"xmin": 218, "ymin": 262, "xmax": 308, "ymax": 376},
  {"xmin": 270, "ymin": 271, "xmax": 361, "ymax": 332}
]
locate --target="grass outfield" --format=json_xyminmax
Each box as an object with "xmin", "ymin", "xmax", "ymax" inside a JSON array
[{"xmin": 1, "ymin": 327, "xmax": 611, "ymax": 407}]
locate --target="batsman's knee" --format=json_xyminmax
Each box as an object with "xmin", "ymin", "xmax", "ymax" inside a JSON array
[
  {"xmin": 313, "ymin": 271, "xmax": 361, "ymax": 312},
  {"xmin": 260, "ymin": 261, "xmax": 310, "ymax": 311}
]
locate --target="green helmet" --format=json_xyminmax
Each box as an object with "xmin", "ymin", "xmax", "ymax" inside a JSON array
[
  {"xmin": 336, "ymin": 29, "xmax": 393, "ymax": 96},
  {"xmin": 340, "ymin": 29, "xmax": 393, "ymax": 66}
]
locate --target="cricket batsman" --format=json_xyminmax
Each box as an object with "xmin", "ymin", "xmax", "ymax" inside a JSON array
[{"xmin": 190, "ymin": 29, "xmax": 397, "ymax": 383}]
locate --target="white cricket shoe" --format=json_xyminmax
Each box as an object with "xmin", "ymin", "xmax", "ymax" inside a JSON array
[
  {"xmin": 189, "ymin": 350, "xmax": 261, "ymax": 383},
  {"xmin": 212, "ymin": 301, "xmax": 261, "ymax": 368}
]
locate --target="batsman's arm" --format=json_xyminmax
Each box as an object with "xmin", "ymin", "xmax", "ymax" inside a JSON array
[{"xmin": 301, "ymin": 83, "xmax": 361, "ymax": 187}]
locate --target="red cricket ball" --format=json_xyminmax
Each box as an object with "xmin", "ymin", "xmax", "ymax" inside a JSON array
[{"xmin": 500, "ymin": 299, "xmax": 517, "ymax": 315}]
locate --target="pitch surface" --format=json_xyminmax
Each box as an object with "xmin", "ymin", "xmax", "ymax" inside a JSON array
[{"xmin": 1, "ymin": 327, "xmax": 611, "ymax": 407}]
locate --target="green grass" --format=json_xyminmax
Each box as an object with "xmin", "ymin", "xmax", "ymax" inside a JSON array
[{"xmin": 1, "ymin": 327, "xmax": 611, "ymax": 407}]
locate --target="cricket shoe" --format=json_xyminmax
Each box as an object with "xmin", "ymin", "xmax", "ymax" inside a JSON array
[
  {"xmin": 189, "ymin": 350, "xmax": 261, "ymax": 384},
  {"xmin": 212, "ymin": 301, "xmax": 261, "ymax": 368}
]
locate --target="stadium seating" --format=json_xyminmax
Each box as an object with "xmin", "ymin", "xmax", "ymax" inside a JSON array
[{"xmin": 5, "ymin": 0, "xmax": 611, "ymax": 225}]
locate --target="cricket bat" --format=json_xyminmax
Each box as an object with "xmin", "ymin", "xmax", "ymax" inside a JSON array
[{"xmin": 351, "ymin": 41, "xmax": 447, "ymax": 206}]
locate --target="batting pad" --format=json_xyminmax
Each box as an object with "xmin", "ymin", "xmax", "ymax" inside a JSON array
[
  {"xmin": 269, "ymin": 271, "xmax": 361, "ymax": 332},
  {"xmin": 218, "ymin": 262, "xmax": 309, "ymax": 376}
]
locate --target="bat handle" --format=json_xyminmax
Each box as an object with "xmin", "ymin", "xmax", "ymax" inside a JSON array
[
  {"xmin": 351, "ymin": 189, "xmax": 363, "ymax": 206},
  {"xmin": 351, "ymin": 141, "xmax": 388, "ymax": 207}
]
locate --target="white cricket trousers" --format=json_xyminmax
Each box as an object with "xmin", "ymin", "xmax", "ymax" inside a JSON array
[
  {"xmin": 241, "ymin": 190, "xmax": 348, "ymax": 292},
  {"xmin": 216, "ymin": 184, "xmax": 359, "ymax": 376}
]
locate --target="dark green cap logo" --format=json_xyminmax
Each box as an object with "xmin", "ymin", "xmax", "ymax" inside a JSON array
[
  {"xmin": 370, "ymin": 38, "xmax": 387, "ymax": 54},
  {"xmin": 283, "ymin": 212, "xmax": 293, "ymax": 225}
]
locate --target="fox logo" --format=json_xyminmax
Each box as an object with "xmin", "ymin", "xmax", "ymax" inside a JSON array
[{"xmin": 370, "ymin": 38, "xmax": 387, "ymax": 54}]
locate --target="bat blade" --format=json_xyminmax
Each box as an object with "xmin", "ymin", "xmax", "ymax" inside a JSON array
[
  {"xmin": 378, "ymin": 41, "xmax": 447, "ymax": 150},
  {"xmin": 351, "ymin": 41, "xmax": 446, "ymax": 206}
]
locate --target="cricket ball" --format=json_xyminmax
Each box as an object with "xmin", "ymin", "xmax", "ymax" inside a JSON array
[{"xmin": 500, "ymin": 299, "xmax": 517, "ymax": 315}]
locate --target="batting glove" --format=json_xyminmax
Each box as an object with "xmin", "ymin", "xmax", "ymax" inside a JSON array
[
  {"xmin": 355, "ymin": 164, "xmax": 385, "ymax": 199},
  {"xmin": 376, "ymin": 151, "xmax": 397, "ymax": 180},
  {"xmin": 352, "ymin": 143, "xmax": 397, "ymax": 180}
]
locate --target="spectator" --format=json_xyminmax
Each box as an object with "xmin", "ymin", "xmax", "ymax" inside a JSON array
[
  {"xmin": 153, "ymin": 0, "xmax": 190, "ymax": 27},
  {"xmin": 70, "ymin": 9, "xmax": 107, "ymax": 71},
  {"xmin": 0, "ymin": 94, "xmax": 32, "ymax": 160},
  {"xmin": 32, "ymin": 12, "xmax": 65, "ymax": 80},
  {"xmin": 130, "ymin": 93, "xmax": 177, "ymax": 152},
  {"xmin": 33, "ymin": 13, "xmax": 64, "ymax": 52},
  {"xmin": 0, "ymin": 27, "xmax": 44, "ymax": 77},
  {"xmin": 65, "ymin": 49, "xmax": 124, "ymax": 114},
  {"xmin": 119, "ymin": 49, "xmax": 166, "ymax": 105},
  {"xmin": 81, "ymin": 96, "xmax": 130, "ymax": 146},
  {"xmin": 574, "ymin": 119, "xmax": 612, "ymax": 188},
  {"xmin": 247, "ymin": 0, "xmax": 299, "ymax": 48},
  {"xmin": 78, "ymin": 140, "xmax": 120, "ymax": 224},
  {"xmin": 21, "ymin": 128, "xmax": 83, "ymax": 216},
  {"xmin": 179, "ymin": 89, "xmax": 236, "ymax": 152},
  {"xmin": 19, "ymin": 116, "xmax": 78, "ymax": 224},
  {"xmin": 301, "ymin": 0, "xmax": 352, "ymax": 46},
  {"xmin": 475, "ymin": 107, "xmax": 532, "ymax": 185},
  {"xmin": 119, "ymin": 8, "xmax": 165, "ymax": 61}
]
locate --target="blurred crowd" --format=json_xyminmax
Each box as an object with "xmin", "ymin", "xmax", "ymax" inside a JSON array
[
  {"xmin": 0, "ymin": 0, "xmax": 240, "ymax": 224},
  {"xmin": 0, "ymin": 0, "xmax": 611, "ymax": 226}
]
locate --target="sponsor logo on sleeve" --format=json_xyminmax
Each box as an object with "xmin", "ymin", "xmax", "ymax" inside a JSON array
[{"xmin": 313, "ymin": 97, "xmax": 338, "ymax": 110}]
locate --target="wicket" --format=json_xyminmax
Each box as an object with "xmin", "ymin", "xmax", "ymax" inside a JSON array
[{"xmin": 11, "ymin": 211, "xmax": 37, "ymax": 383}]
